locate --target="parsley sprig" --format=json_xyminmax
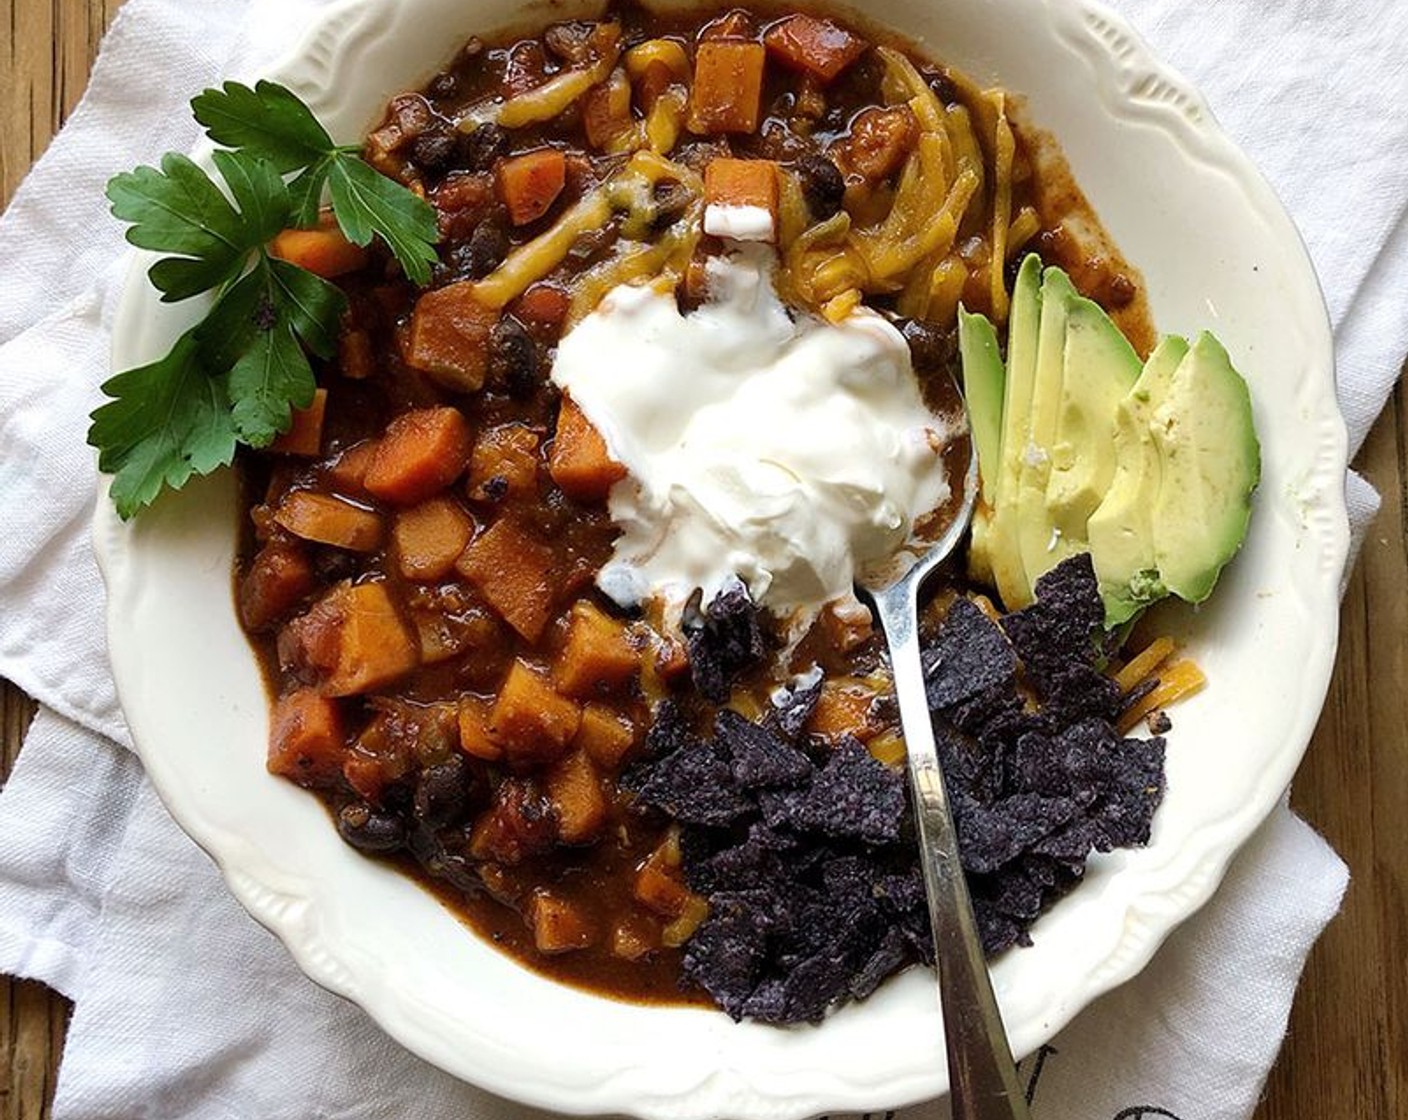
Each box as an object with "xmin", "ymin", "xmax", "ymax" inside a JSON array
[{"xmin": 91, "ymin": 81, "xmax": 439, "ymax": 518}]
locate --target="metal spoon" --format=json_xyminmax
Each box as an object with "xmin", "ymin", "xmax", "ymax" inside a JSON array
[{"xmin": 856, "ymin": 385, "xmax": 1030, "ymax": 1120}]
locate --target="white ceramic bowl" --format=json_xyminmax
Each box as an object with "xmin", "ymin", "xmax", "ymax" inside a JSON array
[{"xmin": 94, "ymin": 0, "xmax": 1349, "ymax": 1116}]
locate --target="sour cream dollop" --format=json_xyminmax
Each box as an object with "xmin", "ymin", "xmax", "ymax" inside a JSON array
[{"xmin": 551, "ymin": 248, "xmax": 953, "ymax": 614}]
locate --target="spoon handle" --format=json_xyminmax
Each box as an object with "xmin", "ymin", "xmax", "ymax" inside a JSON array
[{"xmin": 871, "ymin": 580, "xmax": 1031, "ymax": 1120}]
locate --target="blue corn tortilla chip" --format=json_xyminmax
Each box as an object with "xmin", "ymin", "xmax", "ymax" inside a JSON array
[
  {"xmin": 632, "ymin": 736, "xmax": 753, "ymax": 827},
  {"xmin": 681, "ymin": 888, "xmax": 777, "ymax": 1020},
  {"xmin": 768, "ymin": 668, "xmax": 824, "ymax": 739},
  {"xmin": 717, "ymin": 709, "xmax": 814, "ymax": 789},
  {"xmin": 952, "ymin": 791, "xmax": 1082, "ymax": 875},
  {"xmin": 1000, "ymin": 553, "xmax": 1105, "ymax": 696},
  {"xmin": 925, "ymin": 597, "xmax": 1018, "ymax": 709},
  {"xmin": 792, "ymin": 739, "xmax": 906, "ymax": 845},
  {"xmin": 685, "ymin": 578, "xmax": 767, "ymax": 702}
]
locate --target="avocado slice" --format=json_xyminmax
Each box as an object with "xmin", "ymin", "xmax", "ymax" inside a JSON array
[
  {"xmin": 1088, "ymin": 336, "xmax": 1188, "ymax": 626},
  {"xmin": 1150, "ymin": 332, "xmax": 1260, "ymax": 603},
  {"xmin": 957, "ymin": 306, "xmax": 1005, "ymax": 506},
  {"xmin": 1045, "ymin": 291, "xmax": 1142, "ymax": 537},
  {"xmin": 983, "ymin": 253, "xmax": 1043, "ymax": 609},
  {"xmin": 1012, "ymin": 266, "xmax": 1081, "ymax": 590}
]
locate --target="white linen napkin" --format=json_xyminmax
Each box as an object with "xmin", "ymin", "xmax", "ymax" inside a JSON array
[{"xmin": 2, "ymin": 0, "xmax": 1402, "ymax": 1115}]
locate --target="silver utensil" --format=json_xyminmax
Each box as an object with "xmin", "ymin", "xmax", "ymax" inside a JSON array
[{"xmin": 857, "ymin": 389, "xmax": 1030, "ymax": 1120}]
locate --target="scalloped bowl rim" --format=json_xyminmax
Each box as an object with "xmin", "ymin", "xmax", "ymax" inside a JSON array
[{"xmin": 93, "ymin": 0, "xmax": 1350, "ymax": 1116}]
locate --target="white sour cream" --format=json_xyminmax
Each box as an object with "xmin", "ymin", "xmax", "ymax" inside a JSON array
[{"xmin": 551, "ymin": 247, "xmax": 953, "ymax": 614}]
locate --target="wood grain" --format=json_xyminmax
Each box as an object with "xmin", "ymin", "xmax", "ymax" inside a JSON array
[{"xmin": 1, "ymin": 3, "xmax": 1404, "ymax": 1117}]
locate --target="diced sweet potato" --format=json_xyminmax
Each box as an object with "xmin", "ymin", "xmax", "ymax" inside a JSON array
[
  {"xmin": 488, "ymin": 659, "xmax": 582, "ymax": 766},
  {"xmin": 530, "ymin": 889, "xmax": 595, "ymax": 953},
  {"xmin": 404, "ymin": 282, "xmax": 499, "ymax": 391},
  {"xmin": 545, "ymin": 749, "xmax": 608, "ymax": 843},
  {"xmin": 467, "ymin": 424, "xmax": 542, "ymax": 501},
  {"xmin": 832, "ymin": 105, "xmax": 919, "ymax": 184},
  {"xmin": 610, "ymin": 915, "xmax": 657, "ymax": 961},
  {"xmin": 280, "ymin": 581, "xmax": 419, "ymax": 697},
  {"xmin": 553, "ymin": 601, "xmax": 641, "ymax": 698},
  {"xmin": 270, "ymin": 388, "xmax": 328, "ymax": 456},
  {"xmin": 455, "ymin": 518, "xmax": 555, "ymax": 641},
  {"xmin": 549, "ymin": 398, "xmax": 626, "ymax": 502},
  {"xmin": 392, "ymin": 497, "xmax": 474, "ymax": 581},
  {"xmin": 687, "ymin": 40, "xmax": 766, "ymax": 134},
  {"xmin": 700, "ymin": 10, "xmax": 754, "ymax": 39},
  {"xmin": 364, "ymin": 407, "xmax": 474, "ymax": 505},
  {"xmin": 267, "ymin": 689, "xmax": 346, "ymax": 786},
  {"xmin": 496, "ymin": 148, "xmax": 567, "ymax": 226},
  {"xmin": 338, "ymin": 329, "xmax": 375, "ymax": 380},
  {"xmin": 240, "ymin": 543, "xmax": 315, "ymax": 632},
  {"xmin": 269, "ymin": 223, "xmax": 368, "ymax": 279},
  {"xmin": 325, "ymin": 441, "xmax": 378, "ymax": 494},
  {"xmin": 763, "ymin": 14, "xmax": 868, "ymax": 83},
  {"xmin": 458, "ymin": 696, "xmax": 504, "ymax": 761},
  {"xmin": 806, "ymin": 680, "xmax": 882, "ymax": 743},
  {"xmin": 575, "ymin": 704, "xmax": 637, "ymax": 771},
  {"xmin": 273, "ymin": 491, "xmax": 384, "ymax": 552},
  {"xmin": 703, "ymin": 157, "xmax": 779, "ymax": 242},
  {"xmin": 634, "ymin": 857, "xmax": 690, "ymax": 918}
]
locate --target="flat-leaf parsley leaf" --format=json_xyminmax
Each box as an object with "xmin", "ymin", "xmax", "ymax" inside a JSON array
[{"xmin": 91, "ymin": 81, "xmax": 440, "ymax": 519}]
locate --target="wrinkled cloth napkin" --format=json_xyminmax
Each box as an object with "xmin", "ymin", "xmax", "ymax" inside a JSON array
[{"xmin": 1, "ymin": 0, "xmax": 1403, "ymax": 1116}]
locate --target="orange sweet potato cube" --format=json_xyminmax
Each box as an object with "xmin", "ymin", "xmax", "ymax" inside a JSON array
[
  {"xmin": 549, "ymin": 397, "xmax": 626, "ymax": 502},
  {"xmin": 363, "ymin": 407, "xmax": 474, "ymax": 506},
  {"xmin": 269, "ymin": 223, "xmax": 368, "ymax": 279},
  {"xmin": 687, "ymin": 40, "xmax": 766, "ymax": 134},
  {"xmin": 457, "ymin": 696, "xmax": 504, "ymax": 761},
  {"xmin": 467, "ymin": 424, "xmax": 542, "ymax": 501},
  {"xmin": 393, "ymin": 497, "xmax": 475, "ymax": 581},
  {"xmin": 805, "ymin": 681, "xmax": 881, "ymax": 743},
  {"xmin": 281, "ymin": 581, "xmax": 420, "ymax": 697},
  {"xmin": 455, "ymin": 518, "xmax": 555, "ymax": 641},
  {"xmin": 703, "ymin": 158, "xmax": 779, "ymax": 241},
  {"xmin": 270, "ymin": 388, "xmax": 328, "ymax": 456},
  {"xmin": 530, "ymin": 889, "xmax": 595, "ymax": 953},
  {"xmin": 575, "ymin": 704, "xmax": 637, "ymax": 771},
  {"xmin": 273, "ymin": 491, "xmax": 384, "ymax": 552},
  {"xmin": 762, "ymin": 14, "xmax": 868, "ymax": 83},
  {"xmin": 545, "ymin": 749, "xmax": 609, "ymax": 843},
  {"xmin": 267, "ymin": 688, "xmax": 346, "ymax": 786},
  {"xmin": 404, "ymin": 281, "xmax": 499, "ymax": 391},
  {"xmin": 553, "ymin": 601, "xmax": 641, "ymax": 699},
  {"xmin": 496, "ymin": 148, "xmax": 567, "ymax": 225},
  {"xmin": 633, "ymin": 858, "xmax": 690, "ymax": 919},
  {"xmin": 489, "ymin": 659, "xmax": 582, "ymax": 766}
]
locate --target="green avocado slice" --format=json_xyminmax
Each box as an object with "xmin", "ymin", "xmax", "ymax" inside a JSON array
[
  {"xmin": 1150, "ymin": 331, "xmax": 1261, "ymax": 603},
  {"xmin": 1087, "ymin": 336, "xmax": 1188, "ymax": 626},
  {"xmin": 1045, "ymin": 291, "xmax": 1142, "ymax": 537},
  {"xmin": 957, "ymin": 306, "xmax": 1005, "ymax": 507},
  {"xmin": 983, "ymin": 253, "xmax": 1043, "ymax": 609}
]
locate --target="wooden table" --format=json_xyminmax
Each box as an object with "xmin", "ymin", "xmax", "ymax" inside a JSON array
[{"xmin": 2, "ymin": 3, "xmax": 1404, "ymax": 1117}]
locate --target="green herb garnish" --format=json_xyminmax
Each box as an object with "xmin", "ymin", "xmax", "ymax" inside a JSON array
[{"xmin": 91, "ymin": 81, "xmax": 440, "ymax": 519}]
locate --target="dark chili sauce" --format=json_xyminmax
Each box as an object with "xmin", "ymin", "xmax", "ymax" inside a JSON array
[{"xmin": 235, "ymin": 1, "xmax": 1153, "ymax": 1008}]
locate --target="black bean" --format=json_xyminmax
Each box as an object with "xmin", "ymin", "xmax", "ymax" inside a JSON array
[
  {"xmin": 796, "ymin": 155, "xmax": 845, "ymax": 221},
  {"xmin": 443, "ymin": 219, "xmax": 508, "ymax": 282},
  {"xmin": 488, "ymin": 315, "xmax": 541, "ymax": 398},
  {"xmin": 457, "ymin": 123, "xmax": 509, "ymax": 172},
  {"xmin": 337, "ymin": 802, "xmax": 408, "ymax": 853},
  {"xmin": 414, "ymin": 757, "xmax": 471, "ymax": 828},
  {"xmin": 427, "ymin": 72, "xmax": 460, "ymax": 100},
  {"xmin": 411, "ymin": 126, "xmax": 457, "ymax": 173}
]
